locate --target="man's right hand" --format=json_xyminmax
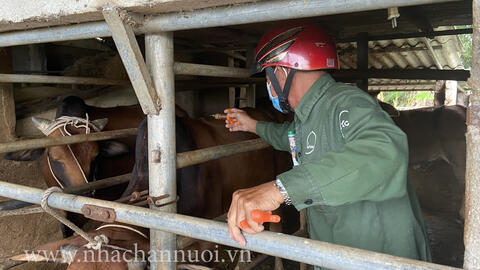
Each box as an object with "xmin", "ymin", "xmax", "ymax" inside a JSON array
[{"xmin": 224, "ymin": 108, "xmax": 258, "ymax": 134}]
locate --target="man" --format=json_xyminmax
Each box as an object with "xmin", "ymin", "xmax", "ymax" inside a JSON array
[{"xmin": 225, "ymin": 21, "xmax": 431, "ymax": 265}]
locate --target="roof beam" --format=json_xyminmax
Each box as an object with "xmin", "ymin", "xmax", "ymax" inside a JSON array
[
  {"xmin": 338, "ymin": 28, "xmax": 472, "ymax": 43},
  {"xmin": 333, "ymin": 69, "xmax": 470, "ymax": 81}
]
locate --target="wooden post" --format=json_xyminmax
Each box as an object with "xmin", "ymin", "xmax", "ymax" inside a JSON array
[
  {"xmin": 0, "ymin": 48, "xmax": 15, "ymax": 142},
  {"xmin": 356, "ymin": 32, "xmax": 369, "ymax": 92},
  {"xmin": 246, "ymin": 45, "xmax": 256, "ymax": 108},
  {"xmin": 228, "ymin": 56, "xmax": 237, "ymax": 107},
  {"xmin": 464, "ymin": 0, "xmax": 480, "ymax": 269}
]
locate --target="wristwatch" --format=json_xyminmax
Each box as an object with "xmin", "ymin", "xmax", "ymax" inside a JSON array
[{"xmin": 274, "ymin": 179, "xmax": 292, "ymax": 205}]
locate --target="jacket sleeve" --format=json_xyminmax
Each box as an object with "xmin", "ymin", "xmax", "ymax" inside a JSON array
[
  {"xmin": 256, "ymin": 120, "xmax": 295, "ymax": 152},
  {"xmin": 278, "ymin": 95, "xmax": 409, "ymax": 211}
]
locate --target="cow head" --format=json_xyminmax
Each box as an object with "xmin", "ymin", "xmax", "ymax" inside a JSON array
[
  {"xmin": 9, "ymin": 225, "xmax": 150, "ymax": 270},
  {"xmin": 4, "ymin": 115, "xmax": 128, "ymax": 188}
]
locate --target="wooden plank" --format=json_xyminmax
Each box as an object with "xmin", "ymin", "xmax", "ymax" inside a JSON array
[
  {"xmin": 0, "ymin": 73, "xmax": 127, "ymax": 85},
  {"xmin": 102, "ymin": 5, "xmax": 159, "ymax": 115},
  {"xmin": 0, "ymin": 48, "xmax": 14, "ymax": 142}
]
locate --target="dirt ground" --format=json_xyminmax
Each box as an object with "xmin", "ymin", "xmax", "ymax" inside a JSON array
[{"xmin": 0, "ymin": 158, "xmax": 66, "ymax": 270}]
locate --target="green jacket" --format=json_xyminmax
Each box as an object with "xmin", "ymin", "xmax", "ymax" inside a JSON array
[{"xmin": 256, "ymin": 74, "xmax": 431, "ymax": 268}]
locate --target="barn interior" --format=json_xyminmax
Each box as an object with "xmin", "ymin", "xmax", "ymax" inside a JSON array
[{"xmin": 0, "ymin": 0, "xmax": 474, "ymax": 269}]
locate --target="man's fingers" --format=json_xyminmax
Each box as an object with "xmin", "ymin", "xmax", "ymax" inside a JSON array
[{"xmin": 230, "ymin": 224, "xmax": 246, "ymax": 246}]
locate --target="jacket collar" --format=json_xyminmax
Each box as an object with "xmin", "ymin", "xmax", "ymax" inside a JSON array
[{"xmin": 294, "ymin": 73, "xmax": 335, "ymax": 123}]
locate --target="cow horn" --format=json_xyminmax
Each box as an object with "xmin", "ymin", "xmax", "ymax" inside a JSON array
[
  {"xmin": 31, "ymin": 117, "xmax": 53, "ymax": 136},
  {"xmin": 91, "ymin": 118, "xmax": 108, "ymax": 131},
  {"xmin": 127, "ymin": 260, "xmax": 147, "ymax": 270},
  {"xmin": 9, "ymin": 253, "xmax": 48, "ymax": 262},
  {"xmin": 60, "ymin": 244, "xmax": 79, "ymax": 264}
]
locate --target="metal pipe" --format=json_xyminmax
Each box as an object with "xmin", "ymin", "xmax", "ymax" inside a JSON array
[
  {"xmin": 174, "ymin": 62, "xmax": 249, "ymax": 78},
  {"xmin": 0, "ymin": 0, "xmax": 457, "ymax": 47},
  {"xmin": 0, "ymin": 128, "xmax": 137, "ymax": 153},
  {"xmin": 464, "ymin": 0, "xmax": 480, "ymax": 268},
  {"xmin": 177, "ymin": 138, "xmax": 269, "ymax": 169},
  {"xmin": 0, "ymin": 181, "xmax": 459, "ymax": 270},
  {"xmin": 0, "ymin": 173, "xmax": 131, "ymax": 211},
  {"xmin": 0, "ymin": 73, "xmax": 127, "ymax": 85},
  {"xmin": 146, "ymin": 32, "xmax": 177, "ymax": 270},
  {"xmin": 0, "ymin": 137, "xmax": 269, "ymax": 210}
]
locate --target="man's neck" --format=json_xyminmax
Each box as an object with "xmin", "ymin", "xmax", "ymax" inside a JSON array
[{"xmin": 289, "ymin": 71, "xmax": 326, "ymax": 109}]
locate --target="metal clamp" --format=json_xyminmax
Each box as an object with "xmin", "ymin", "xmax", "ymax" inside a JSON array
[{"xmin": 81, "ymin": 204, "xmax": 116, "ymax": 223}]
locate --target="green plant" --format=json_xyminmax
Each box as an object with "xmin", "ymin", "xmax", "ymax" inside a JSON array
[{"xmin": 457, "ymin": 25, "xmax": 472, "ymax": 69}]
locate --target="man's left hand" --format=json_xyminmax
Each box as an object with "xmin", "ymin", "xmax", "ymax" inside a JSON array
[{"xmin": 227, "ymin": 181, "xmax": 284, "ymax": 246}]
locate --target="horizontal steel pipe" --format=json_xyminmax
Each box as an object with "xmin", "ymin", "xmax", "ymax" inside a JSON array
[
  {"xmin": 174, "ymin": 62, "xmax": 249, "ymax": 78},
  {"xmin": 0, "ymin": 0, "xmax": 456, "ymax": 47},
  {"xmin": 0, "ymin": 181, "xmax": 458, "ymax": 270},
  {"xmin": 0, "ymin": 128, "xmax": 137, "ymax": 153},
  {"xmin": 0, "ymin": 74, "xmax": 128, "ymax": 85},
  {"xmin": 176, "ymin": 138, "xmax": 270, "ymax": 168},
  {"xmin": 0, "ymin": 173, "xmax": 131, "ymax": 211}
]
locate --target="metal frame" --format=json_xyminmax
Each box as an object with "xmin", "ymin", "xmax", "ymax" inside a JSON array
[
  {"xmin": 0, "ymin": 0, "xmax": 475, "ymax": 270},
  {"xmin": 0, "ymin": 181, "xmax": 460, "ymax": 270}
]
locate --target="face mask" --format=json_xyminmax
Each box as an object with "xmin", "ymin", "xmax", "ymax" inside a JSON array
[{"xmin": 267, "ymin": 81, "xmax": 284, "ymax": 113}]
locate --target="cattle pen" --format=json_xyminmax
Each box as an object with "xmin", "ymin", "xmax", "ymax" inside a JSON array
[{"xmin": 0, "ymin": 0, "xmax": 476, "ymax": 270}]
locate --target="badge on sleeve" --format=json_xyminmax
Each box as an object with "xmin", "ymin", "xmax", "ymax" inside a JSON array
[{"xmin": 339, "ymin": 110, "xmax": 350, "ymax": 138}]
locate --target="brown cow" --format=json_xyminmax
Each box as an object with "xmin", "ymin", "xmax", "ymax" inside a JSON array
[
  {"xmin": 392, "ymin": 105, "xmax": 466, "ymax": 219},
  {"xmin": 9, "ymin": 107, "xmax": 291, "ymax": 270},
  {"xmin": 375, "ymin": 102, "xmax": 466, "ymax": 267},
  {"xmin": 5, "ymin": 96, "xmax": 145, "ymax": 237}
]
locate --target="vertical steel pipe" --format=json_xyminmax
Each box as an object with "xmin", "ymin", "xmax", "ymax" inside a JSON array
[
  {"xmin": 464, "ymin": 0, "xmax": 480, "ymax": 269},
  {"xmin": 146, "ymin": 32, "xmax": 176, "ymax": 270}
]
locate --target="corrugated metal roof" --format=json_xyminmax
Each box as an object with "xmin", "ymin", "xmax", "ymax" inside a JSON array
[{"xmin": 336, "ymin": 26, "xmax": 468, "ymax": 92}]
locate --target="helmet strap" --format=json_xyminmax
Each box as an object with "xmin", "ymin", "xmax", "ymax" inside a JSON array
[{"xmin": 266, "ymin": 66, "xmax": 296, "ymax": 113}]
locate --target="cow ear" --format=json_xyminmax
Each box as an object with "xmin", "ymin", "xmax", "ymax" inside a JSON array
[
  {"xmin": 100, "ymin": 141, "xmax": 129, "ymax": 157},
  {"xmin": 91, "ymin": 118, "xmax": 108, "ymax": 131},
  {"xmin": 4, "ymin": 148, "xmax": 45, "ymax": 161}
]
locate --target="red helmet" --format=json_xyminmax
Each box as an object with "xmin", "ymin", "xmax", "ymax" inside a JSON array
[{"xmin": 250, "ymin": 21, "xmax": 339, "ymax": 75}]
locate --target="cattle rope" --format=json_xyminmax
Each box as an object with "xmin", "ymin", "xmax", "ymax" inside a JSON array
[
  {"xmin": 41, "ymin": 187, "xmax": 143, "ymax": 252},
  {"xmin": 45, "ymin": 114, "xmax": 97, "ymax": 188},
  {"xmin": 42, "ymin": 114, "xmax": 102, "ymax": 136}
]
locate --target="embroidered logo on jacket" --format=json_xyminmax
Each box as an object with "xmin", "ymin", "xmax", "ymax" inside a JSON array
[
  {"xmin": 339, "ymin": 110, "xmax": 350, "ymax": 138},
  {"xmin": 306, "ymin": 131, "xmax": 317, "ymax": 155}
]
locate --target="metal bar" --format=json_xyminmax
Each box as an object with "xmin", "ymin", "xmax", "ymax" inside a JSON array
[
  {"xmin": 0, "ymin": 128, "xmax": 137, "ymax": 153},
  {"xmin": 0, "ymin": 0, "xmax": 457, "ymax": 47},
  {"xmin": 146, "ymin": 32, "xmax": 176, "ymax": 270},
  {"xmin": 177, "ymin": 138, "xmax": 269, "ymax": 169},
  {"xmin": 1, "ymin": 138, "xmax": 269, "ymax": 210},
  {"xmin": 174, "ymin": 62, "xmax": 249, "ymax": 78},
  {"xmin": 103, "ymin": 5, "xmax": 159, "ymax": 115},
  {"xmin": 338, "ymin": 28, "xmax": 473, "ymax": 43},
  {"xmin": 464, "ymin": 0, "xmax": 480, "ymax": 268},
  {"xmin": 0, "ymin": 173, "xmax": 131, "ymax": 211},
  {"xmin": 0, "ymin": 73, "xmax": 127, "ymax": 85},
  {"xmin": 0, "ymin": 181, "xmax": 459, "ymax": 270},
  {"xmin": 139, "ymin": 0, "xmax": 457, "ymax": 33},
  {"xmin": 332, "ymin": 69, "xmax": 470, "ymax": 81}
]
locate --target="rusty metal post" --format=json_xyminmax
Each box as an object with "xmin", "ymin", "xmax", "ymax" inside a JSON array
[
  {"xmin": 464, "ymin": 0, "xmax": 480, "ymax": 268},
  {"xmin": 146, "ymin": 32, "xmax": 176, "ymax": 270}
]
